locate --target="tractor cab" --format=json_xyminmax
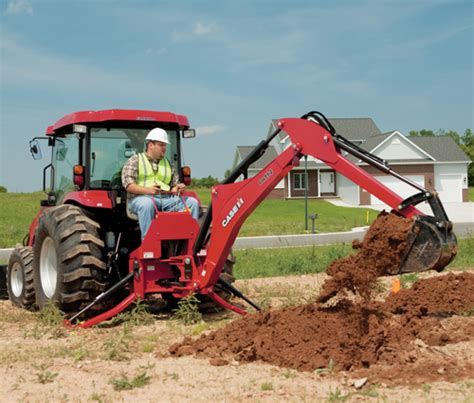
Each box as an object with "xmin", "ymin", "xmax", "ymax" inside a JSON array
[{"xmin": 30, "ymin": 109, "xmax": 195, "ymax": 205}]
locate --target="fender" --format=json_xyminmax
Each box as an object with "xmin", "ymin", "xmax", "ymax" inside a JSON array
[{"xmin": 63, "ymin": 190, "xmax": 113, "ymax": 209}]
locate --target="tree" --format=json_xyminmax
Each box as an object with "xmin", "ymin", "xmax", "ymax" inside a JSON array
[
  {"xmin": 460, "ymin": 128, "xmax": 474, "ymax": 186},
  {"xmin": 408, "ymin": 129, "xmax": 435, "ymax": 137},
  {"xmin": 190, "ymin": 176, "xmax": 220, "ymax": 188},
  {"xmin": 0, "ymin": 185, "xmax": 7, "ymax": 193}
]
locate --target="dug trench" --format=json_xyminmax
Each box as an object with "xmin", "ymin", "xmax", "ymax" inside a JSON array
[{"xmin": 170, "ymin": 212, "xmax": 474, "ymax": 385}]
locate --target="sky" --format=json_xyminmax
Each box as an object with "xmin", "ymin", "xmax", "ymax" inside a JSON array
[{"xmin": 0, "ymin": 0, "xmax": 472, "ymax": 192}]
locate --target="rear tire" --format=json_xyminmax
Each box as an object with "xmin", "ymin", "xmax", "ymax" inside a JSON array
[
  {"xmin": 7, "ymin": 246, "xmax": 35, "ymax": 309},
  {"xmin": 33, "ymin": 205, "xmax": 107, "ymax": 314}
]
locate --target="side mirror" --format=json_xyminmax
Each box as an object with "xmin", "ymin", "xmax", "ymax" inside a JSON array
[
  {"xmin": 182, "ymin": 129, "xmax": 196, "ymax": 139},
  {"xmin": 29, "ymin": 139, "xmax": 43, "ymax": 160}
]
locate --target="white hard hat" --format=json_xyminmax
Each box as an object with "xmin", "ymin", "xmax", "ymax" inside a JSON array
[{"xmin": 146, "ymin": 128, "xmax": 169, "ymax": 144}]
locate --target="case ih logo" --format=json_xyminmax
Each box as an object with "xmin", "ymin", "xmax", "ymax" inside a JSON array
[
  {"xmin": 259, "ymin": 168, "xmax": 273, "ymax": 185},
  {"xmin": 222, "ymin": 198, "xmax": 244, "ymax": 228}
]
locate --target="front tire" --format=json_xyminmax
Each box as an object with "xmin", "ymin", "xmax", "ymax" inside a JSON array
[
  {"xmin": 7, "ymin": 246, "xmax": 35, "ymax": 309},
  {"xmin": 33, "ymin": 205, "xmax": 107, "ymax": 313}
]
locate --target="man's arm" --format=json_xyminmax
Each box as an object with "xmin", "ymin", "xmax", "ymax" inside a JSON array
[{"xmin": 126, "ymin": 182, "xmax": 161, "ymax": 195}]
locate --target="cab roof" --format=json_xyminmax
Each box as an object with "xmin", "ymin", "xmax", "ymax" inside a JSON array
[{"xmin": 46, "ymin": 109, "xmax": 190, "ymax": 135}]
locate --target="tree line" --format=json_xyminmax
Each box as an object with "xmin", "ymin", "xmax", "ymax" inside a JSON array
[{"xmin": 408, "ymin": 128, "xmax": 473, "ymax": 186}]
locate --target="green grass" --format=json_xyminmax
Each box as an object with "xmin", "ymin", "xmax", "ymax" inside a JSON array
[
  {"xmin": 448, "ymin": 236, "xmax": 474, "ymax": 269},
  {"xmin": 234, "ymin": 243, "xmax": 353, "ymax": 279},
  {"xmin": 233, "ymin": 237, "xmax": 474, "ymax": 279},
  {"xmin": 191, "ymin": 187, "xmax": 380, "ymax": 236},
  {"xmin": 469, "ymin": 187, "xmax": 474, "ymax": 202},
  {"xmin": 0, "ymin": 192, "xmax": 44, "ymax": 248},
  {"xmin": 0, "ymin": 190, "xmax": 379, "ymax": 247}
]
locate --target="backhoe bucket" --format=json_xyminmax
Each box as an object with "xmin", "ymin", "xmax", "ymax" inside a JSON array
[{"xmin": 393, "ymin": 219, "xmax": 458, "ymax": 275}]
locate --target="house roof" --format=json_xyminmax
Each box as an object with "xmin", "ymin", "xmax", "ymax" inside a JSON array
[
  {"xmin": 330, "ymin": 118, "xmax": 382, "ymax": 140},
  {"xmin": 358, "ymin": 132, "xmax": 470, "ymax": 163},
  {"xmin": 236, "ymin": 146, "xmax": 279, "ymax": 169},
  {"xmin": 236, "ymin": 120, "xmax": 471, "ymax": 170},
  {"xmin": 409, "ymin": 136, "xmax": 470, "ymax": 162}
]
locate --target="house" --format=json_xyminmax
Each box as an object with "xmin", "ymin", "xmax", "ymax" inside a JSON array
[{"xmin": 232, "ymin": 118, "xmax": 471, "ymax": 205}]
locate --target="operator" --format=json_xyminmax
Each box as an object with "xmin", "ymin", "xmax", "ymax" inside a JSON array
[{"xmin": 121, "ymin": 127, "xmax": 199, "ymax": 239}]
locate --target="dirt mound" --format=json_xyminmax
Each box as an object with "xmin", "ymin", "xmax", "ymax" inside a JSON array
[
  {"xmin": 384, "ymin": 272, "xmax": 474, "ymax": 316},
  {"xmin": 318, "ymin": 212, "xmax": 413, "ymax": 302},
  {"xmin": 169, "ymin": 213, "xmax": 474, "ymax": 383},
  {"xmin": 170, "ymin": 273, "xmax": 474, "ymax": 378}
]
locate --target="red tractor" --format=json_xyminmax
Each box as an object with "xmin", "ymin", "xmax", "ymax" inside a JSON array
[{"xmin": 3, "ymin": 109, "xmax": 457, "ymax": 327}]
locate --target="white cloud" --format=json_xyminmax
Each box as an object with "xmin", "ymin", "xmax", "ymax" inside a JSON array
[
  {"xmin": 193, "ymin": 22, "xmax": 215, "ymax": 36},
  {"xmin": 171, "ymin": 21, "xmax": 217, "ymax": 41},
  {"xmin": 195, "ymin": 125, "xmax": 225, "ymax": 136},
  {"xmin": 5, "ymin": 0, "xmax": 33, "ymax": 15}
]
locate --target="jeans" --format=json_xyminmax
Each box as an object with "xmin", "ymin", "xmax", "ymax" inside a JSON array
[{"xmin": 129, "ymin": 194, "xmax": 200, "ymax": 239}]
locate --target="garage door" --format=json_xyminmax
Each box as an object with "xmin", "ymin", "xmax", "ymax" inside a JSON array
[
  {"xmin": 437, "ymin": 174, "xmax": 462, "ymax": 202},
  {"xmin": 371, "ymin": 175, "xmax": 425, "ymax": 205}
]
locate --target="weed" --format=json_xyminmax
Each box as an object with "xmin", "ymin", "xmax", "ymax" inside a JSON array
[
  {"xmin": 326, "ymin": 388, "xmax": 348, "ymax": 402},
  {"xmin": 315, "ymin": 358, "xmax": 335, "ymax": 375},
  {"xmin": 33, "ymin": 363, "xmax": 58, "ymax": 384},
  {"xmin": 165, "ymin": 371, "xmax": 179, "ymax": 380},
  {"xmin": 89, "ymin": 393, "xmax": 107, "ymax": 402},
  {"xmin": 111, "ymin": 298, "xmax": 154, "ymax": 326},
  {"xmin": 103, "ymin": 323, "xmax": 132, "ymax": 361},
  {"xmin": 173, "ymin": 294, "xmax": 202, "ymax": 325},
  {"xmin": 38, "ymin": 300, "xmax": 64, "ymax": 327},
  {"xmin": 422, "ymin": 383, "xmax": 432, "ymax": 394},
  {"xmin": 110, "ymin": 371, "xmax": 151, "ymax": 391},
  {"xmin": 460, "ymin": 306, "xmax": 474, "ymax": 317},
  {"xmin": 261, "ymin": 382, "xmax": 274, "ymax": 391},
  {"xmin": 282, "ymin": 370, "xmax": 297, "ymax": 379},
  {"xmin": 141, "ymin": 342, "xmax": 155, "ymax": 353},
  {"xmin": 26, "ymin": 301, "xmax": 67, "ymax": 339},
  {"xmin": 400, "ymin": 273, "xmax": 419, "ymax": 289},
  {"xmin": 189, "ymin": 321, "xmax": 209, "ymax": 335},
  {"xmin": 139, "ymin": 362, "xmax": 155, "ymax": 370},
  {"xmin": 73, "ymin": 348, "xmax": 89, "ymax": 362},
  {"xmin": 358, "ymin": 385, "xmax": 379, "ymax": 398}
]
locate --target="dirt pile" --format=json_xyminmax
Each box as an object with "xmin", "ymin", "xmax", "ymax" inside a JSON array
[
  {"xmin": 169, "ymin": 213, "xmax": 474, "ymax": 383},
  {"xmin": 170, "ymin": 273, "xmax": 474, "ymax": 372},
  {"xmin": 318, "ymin": 212, "xmax": 413, "ymax": 302}
]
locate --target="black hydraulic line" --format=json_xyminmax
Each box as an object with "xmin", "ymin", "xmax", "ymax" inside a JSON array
[
  {"xmin": 67, "ymin": 271, "xmax": 134, "ymax": 323},
  {"xmin": 332, "ymin": 136, "xmax": 426, "ymax": 192},
  {"xmin": 193, "ymin": 128, "xmax": 282, "ymax": 256},
  {"xmin": 217, "ymin": 277, "xmax": 261, "ymax": 311}
]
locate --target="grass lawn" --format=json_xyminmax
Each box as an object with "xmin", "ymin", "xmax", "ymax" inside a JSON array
[
  {"xmin": 0, "ymin": 192, "xmax": 44, "ymax": 248},
  {"xmin": 190, "ymin": 187, "xmax": 380, "ymax": 236},
  {"xmin": 233, "ymin": 236, "xmax": 474, "ymax": 279},
  {"xmin": 469, "ymin": 187, "xmax": 474, "ymax": 202},
  {"xmin": 0, "ymin": 190, "xmax": 380, "ymax": 247}
]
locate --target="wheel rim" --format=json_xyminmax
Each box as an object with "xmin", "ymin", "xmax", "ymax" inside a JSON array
[
  {"xmin": 10, "ymin": 261, "xmax": 23, "ymax": 298},
  {"xmin": 40, "ymin": 237, "xmax": 58, "ymax": 298}
]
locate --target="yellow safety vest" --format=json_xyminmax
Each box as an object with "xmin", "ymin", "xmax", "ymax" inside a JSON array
[{"xmin": 137, "ymin": 153, "xmax": 172, "ymax": 191}]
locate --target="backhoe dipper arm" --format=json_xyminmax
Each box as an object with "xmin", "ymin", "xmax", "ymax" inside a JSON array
[{"xmin": 198, "ymin": 117, "xmax": 423, "ymax": 291}]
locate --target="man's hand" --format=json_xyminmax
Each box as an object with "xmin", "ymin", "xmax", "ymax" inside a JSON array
[
  {"xmin": 149, "ymin": 185, "xmax": 161, "ymax": 195},
  {"xmin": 171, "ymin": 183, "xmax": 186, "ymax": 193}
]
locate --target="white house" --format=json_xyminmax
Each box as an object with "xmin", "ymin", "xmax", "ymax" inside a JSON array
[{"xmin": 232, "ymin": 118, "xmax": 471, "ymax": 205}]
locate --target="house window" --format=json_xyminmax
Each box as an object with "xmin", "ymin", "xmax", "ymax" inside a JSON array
[{"xmin": 293, "ymin": 173, "xmax": 307, "ymax": 190}]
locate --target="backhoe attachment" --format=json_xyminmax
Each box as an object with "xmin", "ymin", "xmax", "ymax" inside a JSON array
[{"xmin": 395, "ymin": 217, "xmax": 457, "ymax": 274}]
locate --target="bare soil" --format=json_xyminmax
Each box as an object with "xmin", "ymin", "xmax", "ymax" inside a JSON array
[
  {"xmin": 0, "ymin": 271, "xmax": 473, "ymax": 402},
  {"xmin": 0, "ymin": 213, "xmax": 473, "ymax": 401}
]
